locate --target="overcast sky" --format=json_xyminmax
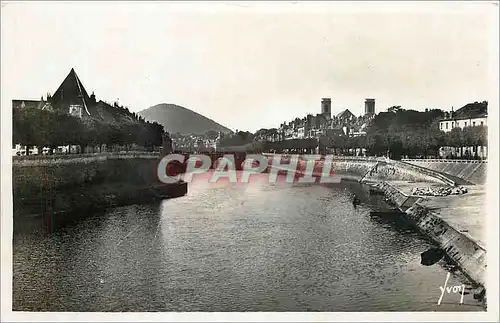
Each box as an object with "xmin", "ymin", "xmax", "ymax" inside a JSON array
[{"xmin": 2, "ymin": 1, "xmax": 496, "ymax": 132}]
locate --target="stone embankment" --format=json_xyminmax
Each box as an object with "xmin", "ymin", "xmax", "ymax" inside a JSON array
[
  {"xmin": 402, "ymin": 159, "xmax": 487, "ymax": 185},
  {"xmin": 404, "ymin": 203, "xmax": 486, "ymax": 289},
  {"xmin": 13, "ymin": 152, "xmax": 187, "ymax": 221},
  {"xmin": 373, "ymin": 180, "xmax": 487, "ymax": 302},
  {"xmin": 261, "ymin": 155, "xmax": 455, "ymax": 185}
]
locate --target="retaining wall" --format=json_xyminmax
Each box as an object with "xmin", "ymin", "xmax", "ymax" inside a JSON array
[
  {"xmin": 330, "ymin": 158, "xmax": 378, "ymax": 179},
  {"xmin": 377, "ymin": 183, "xmax": 486, "ymax": 290},
  {"xmin": 262, "ymin": 155, "xmax": 453, "ymax": 185},
  {"xmin": 406, "ymin": 203, "xmax": 486, "ymax": 288},
  {"xmin": 13, "ymin": 153, "xmax": 183, "ymax": 218},
  {"xmin": 363, "ymin": 160, "xmax": 455, "ymax": 186},
  {"xmin": 402, "ymin": 159, "xmax": 487, "ymax": 185}
]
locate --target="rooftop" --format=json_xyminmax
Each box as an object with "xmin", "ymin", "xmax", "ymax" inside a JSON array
[{"xmin": 441, "ymin": 101, "xmax": 488, "ymax": 121}]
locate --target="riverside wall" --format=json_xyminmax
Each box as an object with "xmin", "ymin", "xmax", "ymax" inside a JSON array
[
  {"xmin": 405, "ymin": 203, "xmax": 487, "ymax": 288},
  {"xmin": 361, "ymin": 159, "xmax": 455, "ymax": 185},
  {"xmin": 402, "ymin": 159, "xmax": 487, "ymax": 185},
  {"xmin": 377, "ymin": 181, "xmax": 487, "ymax": 295},
  {"xmin": 12, "ymin": 152, "xmax": 187, "ymax": 219},
  {"xmin": 262, "ymin": 155, "xmax": 454, "ymax": 185}
]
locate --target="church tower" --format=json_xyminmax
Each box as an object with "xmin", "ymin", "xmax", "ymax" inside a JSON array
[
  {"xmin": 321, "ymin": 98, "xmax": 331, "ymax": 119},
  {"xmin": 364, "ymin": 98, "xmax": 375, "ymax": 116}
]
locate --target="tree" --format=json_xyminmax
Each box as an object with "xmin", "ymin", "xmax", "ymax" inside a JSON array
[
  {"xmin": 365, "ymin": 108, "xmax": 447, "ymax": 158},
  {"xmin": 387, "ymin": 106, "xmax": 403, "ymax": 113},
  {"xmin": 13, "ymin": 106, "xmax": 39, "ymax": 155}
]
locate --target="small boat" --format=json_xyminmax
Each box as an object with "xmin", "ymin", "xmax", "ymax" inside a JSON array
[
  {"xmin": 369, "ymin": 187, "xmax": 384, "ymax": 195},
  {"xmin": 352, "ymin": 194, "xmax": 361, "ymax": 206},
  {"xmin": 420, "ymin": 248, "xmax": 445, "ymax": 266}
]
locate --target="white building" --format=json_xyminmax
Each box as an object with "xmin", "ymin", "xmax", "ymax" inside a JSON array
[
  {"xmin": 296, "ymin": 126, "xmax": 305, "ymax": 139},
  {"xmin": 12, "ymin": 144, "xmax": 53, "ymax": 156},
  {"xmin": 439, "ymin": 102, "xmax": 488, "ymax": 132}
]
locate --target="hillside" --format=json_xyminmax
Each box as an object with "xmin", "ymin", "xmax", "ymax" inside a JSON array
[
  {"xmin": 93, "ymin": 100, "xmax": 139, "ymax": 125},
  {"xmin": 138, "ymin": 103, "xmax": 232, "ymax": 135}
]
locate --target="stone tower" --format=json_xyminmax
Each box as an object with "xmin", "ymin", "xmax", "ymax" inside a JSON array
[
  {"xmin": 321, "ymin": 98, "xmax": 331, "ymax": 119},
  {"xmin": 365, "ymin": 98, "xmax": 375, "ymax": 116}
]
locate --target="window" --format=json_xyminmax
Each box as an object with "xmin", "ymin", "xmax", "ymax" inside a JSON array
[
  {"xmin": 446, "ymin": 122, "xmax": 448, "ymax": 129},
  {"xmin": 473, "ymin": 121, "xmax": 476, "ymax": 126},
  {"xmin": 440, "ymin": 123, "xmax": 442, "ymax": 129},
  {"xmin": 465, "ymin": 122, "xmax": 467, "ymax": 127},
  {"xmin": 481, "ymin": 121, "xmax": 484, "ymax": 126},
  {"xmin": 69, "ymin": 105, "xmax": 82, "ymax": 118}
]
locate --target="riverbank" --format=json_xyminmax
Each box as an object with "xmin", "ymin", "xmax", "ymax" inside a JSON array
[
  {"xmin": 402, "ymin": 159, "xmax": 487, "ymax": 185},
  {"xmin": 12, "ymin": 153, "xmax": 188, "ymax": 224},
  {"xmin": 370, "ymin": 179, "xmax": 487, "ymax": 304}
]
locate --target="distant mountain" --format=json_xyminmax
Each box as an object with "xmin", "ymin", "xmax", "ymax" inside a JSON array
[{"xmin": 138, "ymin": 103, "xmax": 233, "ymax": 135}]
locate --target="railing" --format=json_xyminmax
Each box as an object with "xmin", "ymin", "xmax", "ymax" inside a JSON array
[
  {"xmin": 12, "ymin": 151, "xmax": 161, "ymax": 166},
  {"xmin": 262, "ymin": 153, "xmax": 385, "ymax": 162},
  {"xmin": 402, "ymin": 158, "xmax": 487, "ymax": 164},
  {"xmin": 12, "ymin": 150, "xmax": 160, "ymax": 161}
]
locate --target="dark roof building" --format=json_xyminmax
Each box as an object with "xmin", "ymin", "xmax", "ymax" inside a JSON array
[
  {"xmin": 13, "ymin": 68, "xmax": 140, "ymax": 125},
  {"xmin": 441, "ymin": 101, "xmax": 488, "ymax": 121},
  {"xmin": 50, "ymin": 68, "xmax": 95, "ymax": 116},
  {"xmin": 336, "ymin": 109, "xmax": 356, "ymax": 121},
  {"xmin": 439, "ymin": 101, "xmax": 488, "ymax": 132}
]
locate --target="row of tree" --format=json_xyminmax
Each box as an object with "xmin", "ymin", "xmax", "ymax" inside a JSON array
[
  {"xmin": 361, "ymin": 107, "xmax": 487, "ymax": 158},
  {"xmin": 218, "ymin": 131, "xmax": 255, "ymax": 147},
  {"xmin": 13, "ymin": 107, "xmax": 164, "ymax": 154},
  {"xmin": 317, "ymin": 126, "xmax": 487, "ymax": 158}
]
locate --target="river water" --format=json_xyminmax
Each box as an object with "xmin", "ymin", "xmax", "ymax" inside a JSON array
[{"xmin": 13, "ymin": 172, "xmax": 484, "ymax": 312}]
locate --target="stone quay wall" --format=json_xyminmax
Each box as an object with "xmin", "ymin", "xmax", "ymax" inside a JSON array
[
  {"xmin": 402, "ymin": 159, "xmax": 487, "ymax": 185},
  {"xmin": 405, "ymin": 203, "xmax": 486, "ymax": 289},
  {"xmin": 262, "ymin": 155, "xmax": 454, "ymax": 185},
  {"xmin": 376, "ymin": 183, "xmax": 486, "ymax": 293},
  {"xmin": 12, "ymin": 153, "xmax": 184, "ymax": 218}
]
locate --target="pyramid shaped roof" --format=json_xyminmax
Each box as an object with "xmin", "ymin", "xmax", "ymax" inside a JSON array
[{"xmin": 50, "ymin": 68, "xmax": 94, "ymax": 116}]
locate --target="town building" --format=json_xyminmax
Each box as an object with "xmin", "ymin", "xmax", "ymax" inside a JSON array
[
  {"xmin": 13, "ymin": 68, "xmax": 137, "ymax": 123},
  {"xmin": 438, "ymin": 101, "xmax": 488, "ymax": 159},
  {"xmin": 273, "ymin": 97, "xmax": 377, "ymax": 143},
  {"xmin": 12, "ymin": 68, "xmax": 141, "ymax": 156},
  {"xmin": 439, "ymin": 101, "xmax": 488, "ymax": 132}
]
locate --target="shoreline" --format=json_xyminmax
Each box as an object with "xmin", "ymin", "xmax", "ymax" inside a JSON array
[
  {"xmin": 371, "ymin": 180, "xmax": 487, "ymax": 305},
  {"xmin": 13, "ymin": 181, "xmax": 188, "ymax": 228}
]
